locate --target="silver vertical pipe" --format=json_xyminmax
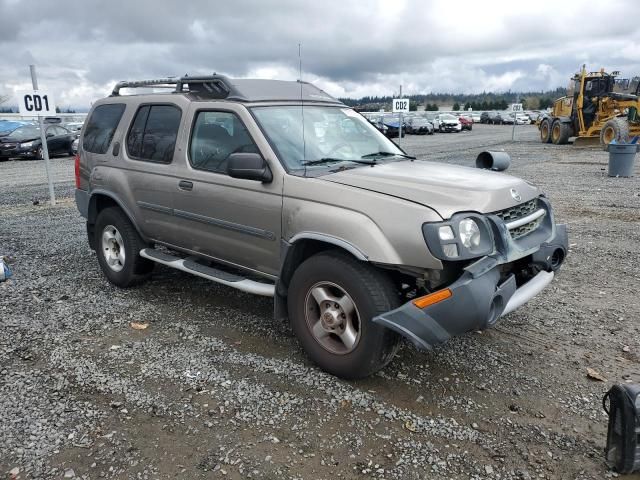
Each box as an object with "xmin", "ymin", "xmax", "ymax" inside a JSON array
[{"xmin": 30, "ymin": 65, "xmax": 56, "ymax": 205}]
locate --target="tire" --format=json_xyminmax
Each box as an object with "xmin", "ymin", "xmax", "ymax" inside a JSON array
[
  {"xmin": 600, "ymin": 117, "xmax": 629, "ymax": 148},
  {"xmin": 539, "ymin": 118, "xmax": 552, "ymax": 143},
  {"xmin": 551, "ymin": 120, "xmax": 570, "ymax": 145},
  {"xmin": 95, "ymin": 207, "xmax": 154, "ymax": 287},
  {"xmin": 287, "ymin": 251, "xmax": 401, "ymax": 379}
]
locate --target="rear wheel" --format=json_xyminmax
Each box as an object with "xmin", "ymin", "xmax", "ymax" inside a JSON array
[
  {"xmin": 539, "ymin": 118, "xmax": 552, "ymax": 143},
  {"xmin": 287, "ymin": 251, "xmax": 401, "ymax": 379},
  {"xmin": 551, "ymin": 120, "xmax": 570, "ymax": 145},
  {"xmin": 95, "ymin": 207, "xmax": 154, "ymax": 287},
  {"xmin": 600, "ymin": 117, "xmax": 629, "ymax": 148}
]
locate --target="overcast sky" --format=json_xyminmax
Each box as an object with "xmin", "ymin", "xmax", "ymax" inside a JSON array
[{"xmin": 2, "ymin": 0, "xmax": 640, "ymax": 108}]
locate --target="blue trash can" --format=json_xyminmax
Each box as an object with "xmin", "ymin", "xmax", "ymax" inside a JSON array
[{"xmin": 607, "ymin": 143, "xmax": 637, "ymax": 177}]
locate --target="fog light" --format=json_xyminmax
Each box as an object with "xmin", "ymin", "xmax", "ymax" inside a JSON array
[
  {"xmin": 442, "ymin": 244, "xmax": 459, "ymax": 258},
  {"xmin": 603, "ymin": 383, "xmax": 640, "ymax": 473}
]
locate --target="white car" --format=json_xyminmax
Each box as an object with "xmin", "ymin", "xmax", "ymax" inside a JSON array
[{"xmin": 436, "ymin": 114, "xmax": 462, "ymax": 132}]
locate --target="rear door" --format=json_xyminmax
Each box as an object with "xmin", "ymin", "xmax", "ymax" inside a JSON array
[
  {"xmin": 170, "ymin": 102, "xmax": 283, "ymax": 277},
  {"xmin": 118, "ymin": 101, "xmax": 188, "ymax": 245}
]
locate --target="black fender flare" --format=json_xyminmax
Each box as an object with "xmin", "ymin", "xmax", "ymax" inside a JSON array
[{"xmin": 87, "ymin": 190, "xmax": 149, "ymax": 247}]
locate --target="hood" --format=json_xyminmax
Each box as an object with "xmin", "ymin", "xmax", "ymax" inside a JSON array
[
  {"xmin": 322, "ymin": 160, "xmax": 540, "ymax": 219},
  {"xmin": 0, "ymin": 134, "xmax": 39, "ymax": 143},
  {"xmin": 440, "ymin": 119, "xmax": 459, "ymax": 125}
]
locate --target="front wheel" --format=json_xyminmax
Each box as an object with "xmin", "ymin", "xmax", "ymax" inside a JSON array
[
  {"xmin": 95, "ymin": 207, "xmax": 154, "ymax": 287},
  {"xmin": 287, "ymin": 251, "xmax": 401, "ymax": 379}
]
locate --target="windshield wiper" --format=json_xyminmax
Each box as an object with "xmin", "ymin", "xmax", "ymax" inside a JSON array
[
  {"xmin": 361, "ymin": 151, "xmax": 416, "ymax": 160},
  {"xmin": 302, "ymin": 157, "xmax": 377, "ymax": 166}
]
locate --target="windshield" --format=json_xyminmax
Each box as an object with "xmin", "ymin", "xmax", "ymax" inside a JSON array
[
  {"xmin": 7, "ymin": 126, "xmax": 40, "ymax": 139},
  {"xmin": 251, "ymin": 105, "xmax": 404, "ymax": 170},
  {"xmin": 439, "ymin": 114, "xmax": 456, "ymax": 121}
]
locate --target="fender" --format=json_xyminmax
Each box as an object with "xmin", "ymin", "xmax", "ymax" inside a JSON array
[
  {"xmin": 274, "ymin": 233, "xmax": 369, "ymax": 322},
  {"xmin": 87, "ymin": 189, "xmax": 149, "ymax": 243},
  {"xmin": 287, "ymin": 232, "xmax": 368, "ymax": 261}
]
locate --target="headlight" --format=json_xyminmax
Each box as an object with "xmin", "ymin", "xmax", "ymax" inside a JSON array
[
  {"xmin": 20, "ymin": 142, "xmax": 33, "ymax": 148},
  {"xmin": 459, "ymin": 218, "xmax": 481, "ymax": 248},
  {"xmin": 423, "ymin": 214, "xmax": 494, "ymax": 261}
]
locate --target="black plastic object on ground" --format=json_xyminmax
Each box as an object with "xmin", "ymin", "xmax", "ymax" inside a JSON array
[
  {"xmin": 603, "ymin": 383, "xmax": 640, "ymax": 473},
  {"xmin": 475, "ymin": 151, "xmax": 511, "ymax": 171},
  {"xmin": 607, "ymin": 143, "xmax": 637, "ymax": 177}
]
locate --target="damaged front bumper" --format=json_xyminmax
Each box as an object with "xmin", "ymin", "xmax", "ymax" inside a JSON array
[{"xmin": 373, "ymin": 221, "xmax": 568, "ymax": 351}]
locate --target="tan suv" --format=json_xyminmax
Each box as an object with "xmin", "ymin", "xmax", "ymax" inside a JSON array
[{"xmin": 75, "ymin": 75, "xmax": 568, "ymax": 379}]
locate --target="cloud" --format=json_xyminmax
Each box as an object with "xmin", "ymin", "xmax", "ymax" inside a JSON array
[{"xmin": 1, "ymin": 0, "xmax": 640, "ymax": 107}]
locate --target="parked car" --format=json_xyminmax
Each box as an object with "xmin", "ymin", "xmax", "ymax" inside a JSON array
[
  {"xmin": 75, "ymin": 74, "xmax": 568, "ymax": 379},
  {"xmin": 405, "ymin": 117, "xmax": 434, "ymax": 135},
  {"xmin": 424, "ymin": 113, "xmax": 440, "ymax": 131},
  {"xmin": 480, "ymin": 112, "xmax": 491, "ymax": 124},
  {"xmin": 458, "ymin": 116, "xmax": 473, "ymax": 131},
  {"xmin": 71, "ymin": 137, "xmax": 79, "ymax": 155},
  {"xmin": 514, "ymin": 113, "xmax": 531, "ymax": 125},
  {"xmin": 0, "ymin": 120, "xmax": 30, "ymax": 137},
  {"xmin": 436, "ymin": 114, "xmax": 461, "ymax": 132},
  {"xmin": 377, "ymin": 115, "xmax": 406, "ymax": 138},
  {"xmin": 487, "ymin": 111, "xmax": 504, "ymax": 124},
  {"xmin": 501, "ymin": 113, "xmax": 515, "ymax": 125},
  {"xmin": 469, "ymin": 112, "xmax": 482, "ymax": 123},
  {"xmin": 0, "ymin": 124, "xmax": 77, "ymax": 160},
  {"xmin": 64, "ymin": 122, "xmax": 85, "ymax": 132}
]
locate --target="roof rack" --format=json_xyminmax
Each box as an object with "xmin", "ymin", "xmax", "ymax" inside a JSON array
[{"xmin": 111, "ymin": 74, "xmax": 234, "ymax": 98}]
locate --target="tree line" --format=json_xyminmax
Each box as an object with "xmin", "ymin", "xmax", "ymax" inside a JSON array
[{"xmin": 343, "ymin": 88, "xmax": 565, "ymax": 112}]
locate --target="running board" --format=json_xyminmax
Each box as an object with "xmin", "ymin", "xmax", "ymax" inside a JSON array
[{"xmin": 140, "ymin": 248, "xmax": 275, "ymax": 297}]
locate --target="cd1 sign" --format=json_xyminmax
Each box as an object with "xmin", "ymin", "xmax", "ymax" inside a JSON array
[{"xmin": 18, "ymin": 91, "xmax": 56, "ymax": 116}]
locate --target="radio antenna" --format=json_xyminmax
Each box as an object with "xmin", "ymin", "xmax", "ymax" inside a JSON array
[{"xmin": 299, "ymin": 42, "xmax": 306, "ymax": 166}]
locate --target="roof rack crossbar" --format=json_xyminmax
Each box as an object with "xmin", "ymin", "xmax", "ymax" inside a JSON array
[{"xmin": 111, "ymin": 74, "xmax": 233, "ymax": 97}]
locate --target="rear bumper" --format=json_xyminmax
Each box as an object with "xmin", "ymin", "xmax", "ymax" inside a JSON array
[
  {"xmin": 75, "ymin": 188, "xmax": 89, "ymax": 218},
  {"xmin": 373, "ymin": 223, "xmax": 568, "ymax": 350}
]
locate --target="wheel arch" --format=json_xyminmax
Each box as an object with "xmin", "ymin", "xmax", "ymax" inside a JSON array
[
  {"xmin": 87, "ymin": 191, "xmax": 147, "ymax": 250},
  {"xmin": 274, "ymin": 234, "xmax": 369, "ymax": 321}
]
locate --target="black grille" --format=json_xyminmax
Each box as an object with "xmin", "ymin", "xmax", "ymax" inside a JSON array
[{"xmin": 494, "ymin": 198, "xmax": 543, "ymax": 240}]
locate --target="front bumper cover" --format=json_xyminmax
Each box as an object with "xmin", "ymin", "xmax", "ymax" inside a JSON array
[{"xmin": 373, "ymin": 222, "xmax": 568, "ymax": 350}]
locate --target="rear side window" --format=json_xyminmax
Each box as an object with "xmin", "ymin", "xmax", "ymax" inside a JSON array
[
  {"xmin": 83, "ymin": 104, "xmax": 126, "ymax": 154},
  {"xmin": 126, "ymin": 104, "xmax": 181, "ymax": 163}
]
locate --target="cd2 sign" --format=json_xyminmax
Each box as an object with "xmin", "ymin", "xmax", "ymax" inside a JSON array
[
  {"xmin": 18, "ymin": 91, "xmax": 56, "ymax": 116},
  {"xmin": 392, "ymin": 98, "xmax": 409, "ymax": 113}
]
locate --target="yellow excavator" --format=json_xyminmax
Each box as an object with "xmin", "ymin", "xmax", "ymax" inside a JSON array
[{"xmin": 539, "ymin": 65, "xmax": 640, "ymax": 147}]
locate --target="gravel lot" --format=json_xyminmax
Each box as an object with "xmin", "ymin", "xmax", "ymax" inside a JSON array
[{"xmin": 1, "ymin": 124, "xmax": 639, "ymax": 479}]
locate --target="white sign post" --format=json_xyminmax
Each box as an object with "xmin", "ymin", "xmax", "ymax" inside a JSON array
[
  {"xmin": 511, "ymin": 102, "xmax": 522, "ymax": 141},
  {"xmin": 392, "ymin": 91, "xmax": 409, "ymax": 144},
  {"xmin": 18, "ymin": 65, "xmax": 56, "ymax": 205}
]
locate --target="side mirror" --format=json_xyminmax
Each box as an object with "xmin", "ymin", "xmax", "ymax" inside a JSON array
[
  {"xmin": 227, "ymin": 152, "xmax": 272, "ymax": 183},
  {"xmin": 46, "ymin": 133, "xmax": 54, "ymax": 138}
]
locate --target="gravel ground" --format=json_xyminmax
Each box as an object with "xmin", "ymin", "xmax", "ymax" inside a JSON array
[{"xmin": 1, "ymin": 124, "xmax": 639, "ymax": 479}]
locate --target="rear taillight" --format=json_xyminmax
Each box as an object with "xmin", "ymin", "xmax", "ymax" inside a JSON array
[{"xmin": 74, "ymin": 154, "xmax": 80, "ymax": 188}]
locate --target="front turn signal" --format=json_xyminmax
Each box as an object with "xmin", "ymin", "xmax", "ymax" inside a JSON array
[{"xmin": 412, "ymin": 288, "xmax": 452, "ymax": 309}]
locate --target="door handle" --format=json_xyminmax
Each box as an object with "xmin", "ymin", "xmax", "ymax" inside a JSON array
[{"xmin": 178, "ymin": 180, "xmax": 193, "ymax": 191}]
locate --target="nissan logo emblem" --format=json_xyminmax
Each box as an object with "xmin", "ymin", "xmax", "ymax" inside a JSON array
[{"xmin": 510, "ymin": 188, "xmax": 521, "ymax": 202}]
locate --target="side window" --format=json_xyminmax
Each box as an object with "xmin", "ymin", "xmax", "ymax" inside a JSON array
[
  {"xmin": 126, "ymin": 104, "xmax": 181, "ymax": 163},
  {"xmin": 83, "ymin": 104, "xmax": 126, "ymax": 154},
  {"xmin": 126, "ymin": 106, "xmax": 149, "ymax": 159},
  {"xmin": 189, "ymin": 111, "xmax": 259, "ymax": 173}
]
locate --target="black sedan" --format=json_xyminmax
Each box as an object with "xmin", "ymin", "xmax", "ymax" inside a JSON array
[{"xmin": 0, "ymin": 125, "xmax": 77, "ymax": 160}]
